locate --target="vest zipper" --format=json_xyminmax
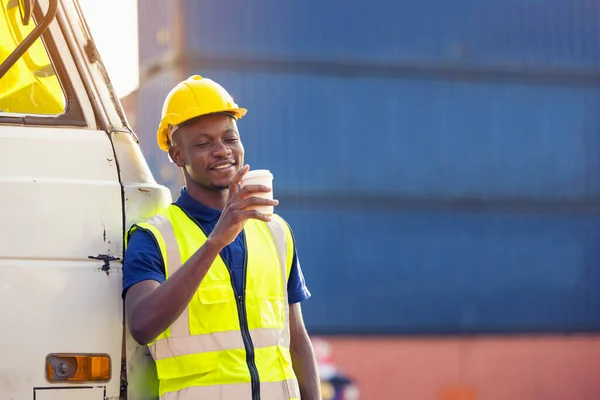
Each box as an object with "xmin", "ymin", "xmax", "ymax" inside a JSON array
[
  {"xmin": 174, "ymin": 206, "xmax": 261, "ymax": 399},
  {"xmin": 235, "ymin": 230, "xmax": 260, "ymax": 400}
]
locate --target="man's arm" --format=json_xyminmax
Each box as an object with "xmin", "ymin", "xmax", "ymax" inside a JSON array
[{"xmin": 289, "ymin": 302, "xmax": 321, "ymax": 400}]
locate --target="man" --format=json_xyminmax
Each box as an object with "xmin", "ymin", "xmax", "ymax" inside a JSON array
[{"xmin": 123, "ymin": 75, "xmax": 321, "ymax": 400}]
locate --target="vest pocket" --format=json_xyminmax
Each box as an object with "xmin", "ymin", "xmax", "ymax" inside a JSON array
[
  {"xmin": 197, "ymin": 284, "xmax": 232, "ymax": 304},
  {"xmin": 190, "ymin": 283, "xmax": 238, "ymax": 334},
  {"xmin": 258, "ymin": 296, "xmax": 285, "ymax": 328},
  {"xmin": 156, "ymin": 350, "xmax": 218, "ymax": 380}
]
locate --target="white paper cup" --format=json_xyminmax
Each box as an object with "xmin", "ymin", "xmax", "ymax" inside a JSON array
[{"xmin": 240, "ymin": 169, "xmax": 274, "ymax": 216}]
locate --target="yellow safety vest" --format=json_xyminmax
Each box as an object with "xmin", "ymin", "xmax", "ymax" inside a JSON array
[{"xmin": 127, "ymin": 204, "xmax": 301, "ymax": 399}]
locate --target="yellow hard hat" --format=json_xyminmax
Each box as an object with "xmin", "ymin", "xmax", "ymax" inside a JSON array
[{"xmin": 156, "ymin": 75, "xmax": 247, "ymax": 151}]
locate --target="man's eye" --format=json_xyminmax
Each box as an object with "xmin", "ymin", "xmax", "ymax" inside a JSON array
[
  {"xmin": 225, "ymin": 138, "xmax": 238, "ymax": 143},
  {"xmin": 194, "ymin": 142, "xmax": 210, "ymax": 147}
]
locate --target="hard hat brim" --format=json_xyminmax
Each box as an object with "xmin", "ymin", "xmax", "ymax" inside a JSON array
[{"xmin": 157, "ymin": 107, "xmax": 248, "ymax": 152}]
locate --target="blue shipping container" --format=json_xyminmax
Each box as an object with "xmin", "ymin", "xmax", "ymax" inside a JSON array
[
  {"xmin": 135, "ymin": 0, "xmax": 600, "ymax": 334},
  {"xmin": 173, "ymin": 69, "xmax": 600, "ymax": 200},
  {"xmin": 136, "ymin": 71, "xmax": 184, "ymax": 196},
  {"xmin": 277, "ymin": 206, "xmax": 600, "ymax": 334},
  {"xmin": 137, "ymin": 0, "xmax": 182, "ymax": 72},
  {"xmin": 179, "ymin": 0, "xmax": 600, "ymax": 71}
]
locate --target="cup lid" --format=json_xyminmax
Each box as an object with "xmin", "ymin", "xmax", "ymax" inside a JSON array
[{"xmin": 242, "ymin": 169, "xmax": 273, "ymax": 180}]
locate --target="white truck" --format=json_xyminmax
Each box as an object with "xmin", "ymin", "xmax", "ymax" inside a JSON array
[{"xmin": 1, "ymin": 0, "xmax": 169, "ymax": 398}]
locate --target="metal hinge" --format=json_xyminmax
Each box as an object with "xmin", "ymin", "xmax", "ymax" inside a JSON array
[{"xmin": 88, "ymin": 254, "xmax": 120, "ymax": 273}]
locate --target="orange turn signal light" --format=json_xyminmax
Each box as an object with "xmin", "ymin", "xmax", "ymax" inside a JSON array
[{"xmin": 46, "ymin": 354, "xmax": 111, "ymax": 383}]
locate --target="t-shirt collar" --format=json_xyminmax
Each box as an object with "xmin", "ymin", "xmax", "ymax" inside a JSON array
[{"xmin": 174, "ymin": 187, "xmax": 222, "ymax": 222}]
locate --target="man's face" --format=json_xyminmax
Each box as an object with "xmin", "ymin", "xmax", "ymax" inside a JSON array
[{"xmin": 169, "ymin": 113, "xmax": 244, "ymax": 191}]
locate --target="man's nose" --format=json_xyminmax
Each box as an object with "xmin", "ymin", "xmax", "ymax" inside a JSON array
[{"xmin": 212, "ymin": 141, "xmax": 231, "ymax": 157}]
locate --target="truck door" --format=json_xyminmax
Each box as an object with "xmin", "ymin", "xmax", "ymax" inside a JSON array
[{"xmin": 0, "ymin": 0, "xmax": 123, "ymax": 398}]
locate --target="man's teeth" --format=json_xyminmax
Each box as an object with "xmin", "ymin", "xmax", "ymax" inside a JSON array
[{"xmin": 214, "ymin": 163, "xmax": 233, "ymax": 170}]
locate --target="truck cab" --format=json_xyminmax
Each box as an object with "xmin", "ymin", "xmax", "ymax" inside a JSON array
[{"xmin": 0, "ymin": 0, "xmax": 168, "ymax": 398}]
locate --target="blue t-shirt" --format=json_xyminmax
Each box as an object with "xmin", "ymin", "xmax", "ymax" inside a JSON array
[{"xmin": 122, "ymin": 188, "xmax": 311, "ymax": 304}]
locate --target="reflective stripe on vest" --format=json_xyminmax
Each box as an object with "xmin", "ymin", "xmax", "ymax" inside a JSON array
[
  {"xmin": 139, "ymin": 207, "xmax": 299, "ymax": 399},
  {"xmin": 163, "ymin": 379, "xmax": 301, "ymax": 400}
]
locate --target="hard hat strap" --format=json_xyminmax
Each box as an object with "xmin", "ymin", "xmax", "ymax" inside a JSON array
[{"xmin": 167, "ymin": 124, "xmax": 179, "ymax": 147}]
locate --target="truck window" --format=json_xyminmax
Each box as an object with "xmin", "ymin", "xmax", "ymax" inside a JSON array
[{"xmin": 0, "ymin": 0, "xmax": 64, "ymax": 115}]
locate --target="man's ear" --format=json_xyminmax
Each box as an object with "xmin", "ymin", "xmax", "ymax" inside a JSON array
[{"xmin": 168, "ymin": 145, "xmax": 185, "ymax": 167}]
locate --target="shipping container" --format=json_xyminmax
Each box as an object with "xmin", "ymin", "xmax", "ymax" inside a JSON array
[
  {"xmin": 178, "ymin": 0, "xmax": 600, "ymax": 71},
  {"xmin": 135, "ymin": 0, "xmax": 600, "ymax": 335},
  {"xmin": 135, "ymin": 70, "xmax": 184, "ymax": 195},
  {"xmin": 316, "ymin": 336, "xmax": 600, "ymax": 399},
  {"xmin": 134, "ymin": 71, "xmax": 600, "ymax": 334},
  {"xmin": 148, "ymin": 69, "xmax": 600, "ymax": 200},
  {"xmin": 137, "ymin": 0, "xmax": 177, "ymax": 68},
  {"xmin": 280, "ymin": 207, "xmax": 600, "ymax": 334}
]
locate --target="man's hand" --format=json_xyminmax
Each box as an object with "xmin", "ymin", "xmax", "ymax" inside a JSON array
[{"xmin": 208, "ymin": 165, "xmax": 279, "ymax": 248}]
